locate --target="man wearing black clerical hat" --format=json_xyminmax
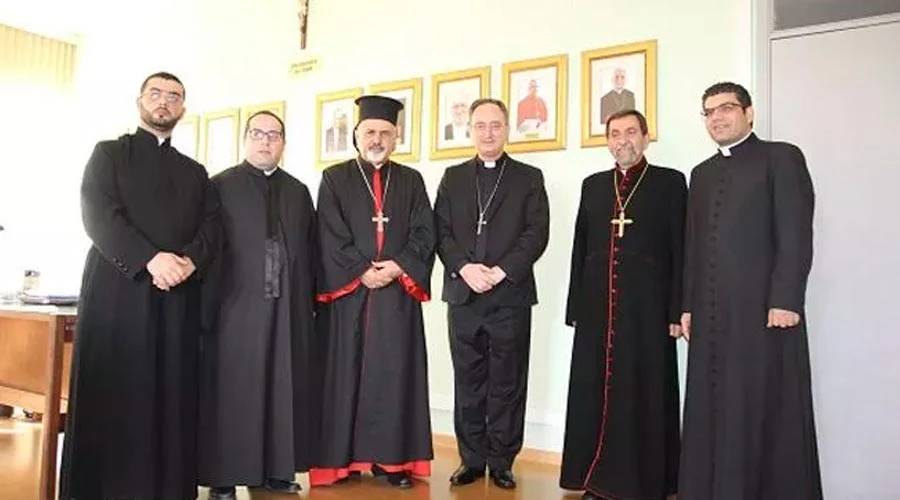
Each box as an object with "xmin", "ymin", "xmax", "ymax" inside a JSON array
[{"xmin": 310, "ymin": 94, "xmax": 437, "ymax": 489}]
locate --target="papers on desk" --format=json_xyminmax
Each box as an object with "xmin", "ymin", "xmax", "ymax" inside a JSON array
[{"xmin": 18, "ymin": 289, "xmax": 78, "ymax": 306}]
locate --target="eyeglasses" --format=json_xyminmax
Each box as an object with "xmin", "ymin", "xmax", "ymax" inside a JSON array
[
  {"xmin": 142, "ymin": 89, "xmax": 183, "ymax": 104},
  {"xmin": 701, "ymin": 102, "xmax": 745, "ymax": 117},
  {"xmin": 248, "ymin": 128, "xmax": 284, "ymax": 142},
  {"xmin": 472, "ymin": 122, "xmax": 505, "ymax": 133}
]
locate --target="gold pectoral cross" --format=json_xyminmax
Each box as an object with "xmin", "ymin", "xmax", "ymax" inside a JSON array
[
  {"xmin": 372, "ymin": 211, "xmax": 389, "ymax": 232},
  {"xmin": 610, "ymin": 210, "xmax": 633, "ymax": 237}
]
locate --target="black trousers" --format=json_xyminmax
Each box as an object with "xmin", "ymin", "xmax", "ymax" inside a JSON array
[{"xmin": 448, "ymin": 304, "xmax": 532, "ymax": 471}]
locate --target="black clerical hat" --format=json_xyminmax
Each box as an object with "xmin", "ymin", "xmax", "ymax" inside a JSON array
[{"xmin": 355, "ymin": 95, "xmax": 404, "ymax": 125}]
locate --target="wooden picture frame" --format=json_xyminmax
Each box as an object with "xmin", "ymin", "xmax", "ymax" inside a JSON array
[
  {"xmin": 315, "ymin": 87, "xmax": 362, "ymax": 170},
  {"xmin": 201, "ymin": 108, "xmax": 241, "ymax": 175},
  {"xmin": 368, "ymin": 77, "xmax": 422, "ymax": 164},
  {"xmin": 502, "ymin": 54, "xmax": 568, "ymax": 153},
  {"xmin": 240, "ymin": 100, "xmax": 287, "ymax": 165},
  {"xmin": 172, "ymin": 114, "xmax": 200, "ymax": 160},
  {"xmin": 429, "ymin": 66, "xmax": 491, "ymax": 160},
  {"xmin": 581, "ymin": 39, "xmax": 658, "ymax": 147}
]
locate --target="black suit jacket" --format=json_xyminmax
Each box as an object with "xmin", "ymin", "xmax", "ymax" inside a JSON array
[{"xmin": 435, "ymin": 153, "xmax": 550, "ymax": 308}]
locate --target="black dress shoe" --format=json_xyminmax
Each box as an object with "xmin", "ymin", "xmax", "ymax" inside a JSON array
[
  {"xmin": 264, "ymin": 478, "xmax": 301, "ymax": 493},
  {"xmin": 582, "ymin": 492, "xmax": 601, "ymax": 500},
  {"xmin": 372, "ymin": 464, "xmax": 413, "ymax": 488},
  {"xmin": 489, "ymin": 468, "xmax": 516, "ymax": 489},
  {"xmin": 450, "ymin": 464, "xmax": 485, "ymax": 485},
  {"xmin": 208, "ymin": 486, "xmax": 236, "ymax": 500}
]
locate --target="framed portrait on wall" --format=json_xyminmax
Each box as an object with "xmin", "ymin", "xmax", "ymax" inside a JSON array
[
  {"xmin": 239, "ymin": 100, "xmax": 286, "ymax": 165},
  {"xmin": 368, "ymin": 77, "xmax": 422, "ymax": 164},
  {"xmin": 501, "ymin": 54, "xmax": 568, "ymax": 153},
  {"xmin": 315, "ymin": 87, "xmax": 362, "ymax": 170},
  {"xmin": 172, "ymin": 114, "xmax": 200, "ymax": 160},
  {"xmin": 581, "ymin": 39, "xmax": 657, "ymax": 147},
  {"xmin": 429, "ymin": 66, "xmax": 490, "ymax": 160},
  {"xmin": 201, "ymin": 108, "xmax": 240, "ymax": 175}
]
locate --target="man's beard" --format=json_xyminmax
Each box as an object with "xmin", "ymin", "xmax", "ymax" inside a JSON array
[
  {"xmin": 364, "ymin": 146, "xmax": 388, "ymax": 165},
  {"xmin": 140, "ymin": 106, "xmax": 180, "ymax": 132},
  {"xmin": 614, "ymin": 144, "xmax": 640, "ymax": 167}
]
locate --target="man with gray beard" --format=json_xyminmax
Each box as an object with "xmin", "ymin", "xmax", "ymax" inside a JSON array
[
  {"xmin": 60, "ymin": 71, "xmax": 221, "ymax": 500},
  {"xmin": 560, "ymin": 109, "xmax": 684, "ymax": 500},
  {"xmin": 311, "ymin": 95, "xmax": 435, "ymax": 489}
]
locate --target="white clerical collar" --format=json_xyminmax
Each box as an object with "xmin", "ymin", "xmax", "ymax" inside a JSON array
[
  {"xmin": 718, "ymin": 131, "xmax": 752, "ymax": 157},
  {"xmin": 479, "ymin": 156, "xmax": 503, "ymax": 168},
  {"xmin": 263, "ymin": 167, "xmax": 278, "ymax": 176}
]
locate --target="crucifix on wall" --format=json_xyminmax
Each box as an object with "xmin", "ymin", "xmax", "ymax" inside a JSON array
[{"xmin": 298, "ymin": 0, "xmax": 310, "ymax": 49}]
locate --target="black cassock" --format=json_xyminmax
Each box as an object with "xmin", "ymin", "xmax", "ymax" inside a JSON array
[
  {"xmin": 198, "ymin": 163, "xmax": 317, "ymax": 487},
  {"xmin": 679, "ymin": 133, "xmax": 823, "ymax": 500},
  {"xmin": 560, "ymin": 161, "xmax": 685, "ymax": 500},
  {"xmin": 434, "ymin": 153, "xmax": 550, "ymax": 471},
  {"xmin": 60, "ymin": 128, "xmax": 220, "ymax": 500},
  {"xmin": 310, "ymin": 158, "xmax": 435, "ymax": 486}
]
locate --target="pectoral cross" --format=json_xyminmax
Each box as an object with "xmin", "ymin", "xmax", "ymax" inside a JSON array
[
  {"xmin": 372, "ymin": 211, "xmax": 389, "ymax": 232},
  {"xmin": 476, "ymin": 214, "xmax": 487, "ymax": 236},
  {"xmin": 610, "ymin": 210, "xmax": 633, "ymax": 237}
]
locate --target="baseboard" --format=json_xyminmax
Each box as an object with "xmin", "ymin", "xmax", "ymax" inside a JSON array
[{"xmin": 432, "ymin": 432, "xmax": 561, "ymax": 467}]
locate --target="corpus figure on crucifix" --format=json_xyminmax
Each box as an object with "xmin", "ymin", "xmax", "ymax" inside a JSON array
[
  {"xmin": 560, "ymin": 109, "xmax": 686, "ymax": 500},
  {"xmin": 297, "ymin": 0, "xmax": 309, "ymax": 49},
  {"xmin": 311, "ymin": 94, "xmax": 436, "ymax": 489}
]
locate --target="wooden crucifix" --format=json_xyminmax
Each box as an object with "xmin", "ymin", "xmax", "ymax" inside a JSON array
[{"xmin": 298, "ymin": 0, "xmax": 310, "ymax": 49}]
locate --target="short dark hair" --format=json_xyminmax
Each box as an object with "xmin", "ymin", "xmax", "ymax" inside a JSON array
[
  {"xmin": 140, "ymin": 71, "xmax": 185, "ymax": 98},
  {"xmin": 605, "ymin": 109, "xmax": 648, "ymax": 136},
  {"xmin": 468, "ymin": 98, "xmax": 509, "ymax": 125},
  {"xmin": 244, "ymin": 110, "xmax": 286, "ymax": 140},
  {"xmin": 702, "ymin": 81, "xmax": 752, "ymax": 108}
]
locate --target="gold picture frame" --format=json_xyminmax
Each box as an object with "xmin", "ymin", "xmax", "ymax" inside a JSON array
[
  {"xmin": 368, "ymin": 77, "xmax": 422, "ymax": 164},
  {"xmin": 172, "ymin": 114, "xmax": 200, "ymax": 161},
  {"xmin": 240, "ymin": 100, "xmax": 287, "ymax": 165},
  {"xmin": 581, "ymin": 39, "xmax": 658, "ymax": 147},
  {"xmin": 315, "ymin": 87, "xmax": 362, "ymax": 170},
  {"xmin": 429, "ymin": 66, "xmax": 491, "ymax": 160},
  {"xmin": 201, "ymin": 108, "xmax": 241, "ymax": 175},
  {"xmin": 502, "ymin": 54, "xmax": 568, "ymax": 153}
]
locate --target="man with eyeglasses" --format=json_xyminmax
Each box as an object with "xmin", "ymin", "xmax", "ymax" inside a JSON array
[
  {"xmin": 311, "ymin": 95, "xmax": 435, "ymax": 489},
  {"xmin": 197, "ymin": 111, "xmax": 317, "ymax": 500},
  {"xmin": 559, "ymin": 109, "xmax": 685, "ymax": 500},
  {"xmin": 678, "ymin": 81, "xmax": 823, "ymax": 500},
  {"xmin": 59, "ymin": 71, "xmax": 221, "ymax": 500},
  {"xmin": 434, "ymin": 98, "xmax": 550, "ymax": 490}
]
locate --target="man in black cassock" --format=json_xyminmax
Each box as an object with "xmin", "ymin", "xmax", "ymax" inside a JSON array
[
  {"xmin": 434, "ymin": 98, "xmax": 550, "ymax": 490},
  {"xmin": 197, "ymin": 111, "xmax": 317, "ymax": 500},
  {"xmin": 679, "ymin": 82, "xmax": 823, "ymax": 500},
  {"xmin": 559, "ymin": 109, "xmax": 684, "ymax": 500},
  {"xmin": 59, "ymin": 72, "xmax": 221, "ymax": 500},
  {"xmin": 311, "ymin": 94, "xmax": 435, "ymax": 489}
]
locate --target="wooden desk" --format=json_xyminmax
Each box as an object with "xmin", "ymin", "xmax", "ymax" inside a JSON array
[{"xmin": 0, "ymin": 303, "xmax": 76, "ymax": 500}]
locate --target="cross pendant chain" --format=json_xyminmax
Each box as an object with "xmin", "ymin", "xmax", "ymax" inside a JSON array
[
  {"xmin": 372, "ymin": 211, "xmax": 389, "ymax": 232},
  {"xmin": 475, "ymin": 159, "xmax": 507, "ymax": 237},
  {"xmin": 610, "ymin": 209, "xmax": 633, "ymax": 238}
]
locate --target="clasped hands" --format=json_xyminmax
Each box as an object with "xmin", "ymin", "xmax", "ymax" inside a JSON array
[
  {"xmin": 459, "ymin": 263, "xmax": 506, "ymax": 294},
  {"xmin": 147, "ymin": 252, "xmax": 195, "ymax": 291},
  {"xmin": 360, "ymin": 260, "xmax": 403, "ymax": 289}
]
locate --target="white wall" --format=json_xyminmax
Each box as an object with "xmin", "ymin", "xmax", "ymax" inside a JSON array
[
  {"xmin": 770, "ymin": 16, "xmax": 900, "ymax": 499},
  {"xmin": 12, "ymin": 0, "xmax": 756, "ymax": 452}
]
